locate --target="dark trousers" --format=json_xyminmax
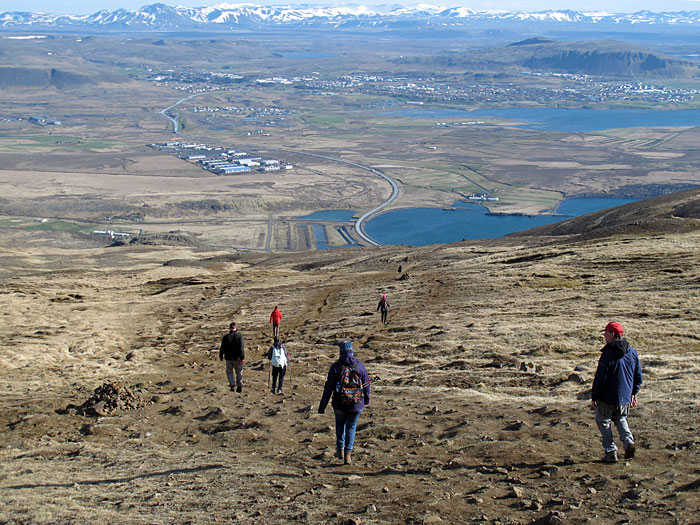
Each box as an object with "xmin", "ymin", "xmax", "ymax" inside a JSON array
[
  {"xmin": 380, "ymin": 309, "xmax": 388, "ymax": 325},
  {"xmin": 272, "ymin": 366, "xmax": 286, "ymax": 391}
]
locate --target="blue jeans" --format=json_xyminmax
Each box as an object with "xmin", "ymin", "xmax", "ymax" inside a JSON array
[
  {"xmin": 333, "ymin": 407, "xmax": 363, "ymax": 452},
  {"xmin": 595, "ymin": 402, "xmax": 634, "ymax": 453}
]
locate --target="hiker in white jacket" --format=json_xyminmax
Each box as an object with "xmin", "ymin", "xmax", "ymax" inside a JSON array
[{"xmin": 267, "ymin": 337, "xmax": 289, "ymax": 394}]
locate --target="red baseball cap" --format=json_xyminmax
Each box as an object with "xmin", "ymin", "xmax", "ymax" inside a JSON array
[{"xmin": 601, "ymin": 322, "xmax": 624, "ymax": 335}]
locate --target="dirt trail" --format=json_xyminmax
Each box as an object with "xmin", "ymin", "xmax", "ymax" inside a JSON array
[{"xmin": 2, "ymin": 234, "xmax": 700, "ymax": 523}]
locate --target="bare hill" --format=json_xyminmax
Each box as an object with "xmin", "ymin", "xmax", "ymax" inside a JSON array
[
  {"xmin": 2, "ymin": 189, "xmax": 700, "ymax": 523},
  {"xmin": 435, "ymin": 39, "xmax": 700, "ymax": 78},
  {"xmin": 514, "ymin": 186, "xmax": 700, "ymax": 239}
]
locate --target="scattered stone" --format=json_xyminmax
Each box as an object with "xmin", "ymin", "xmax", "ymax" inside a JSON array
[
  {"xmin": 544, "ymin": 511, "xmax": 566, "ymax": 524},
  {"xmin": 504, "ymin": 420, "xmax": 526, "ymax": 431},
  {"xmin": 303, "ymin": 470, "xmax": 312, "ymax": 476},
  {"xmin": 445, "ymin": 457, "xmax": 469, "ymax": 470},
  {"xmin": 621, "ymin": 488, "xmax": 643, "ymax": 501},
  {"xmin": 507, "ymin": 486, "xmax": 524, "ymax": 498},
  {"xmin": 566, "ymin": 372, "xmax": 586, "ymax": 384},
  {"xmin": 365, "ymin": 504, "xmax": 377, "ymax": 513},
  {"xmin": 423, "ymin": 514, "xmax": 443, "ymax": 523},
  {"xmin": 520, "ymin": 361, "xmax": 543, "ymax": 373},
  {"xmin": 382, "ymin": 486, "xmax": 390, "ymax": 494}
]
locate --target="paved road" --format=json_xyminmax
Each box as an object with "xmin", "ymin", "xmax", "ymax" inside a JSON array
[
  {"xmin": 264, "ymin": 149, "xmax": 399, "ymax": 247},
  {"xmin": 160, "ymin": 94, "xmax": 397, "ymax": 246},
  {"xmin": 161, "ymin": 91, "xmax": 231, "ymax": 134}
]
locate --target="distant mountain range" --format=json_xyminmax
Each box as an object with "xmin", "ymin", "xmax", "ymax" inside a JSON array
[{"xmin": 2, "ymin": 3, "xmax": 700, "ymax": 32}]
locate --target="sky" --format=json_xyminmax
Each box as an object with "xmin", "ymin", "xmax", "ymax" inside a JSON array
[{"xmin": 0, "ymin": 0, "xmax": 699, "ymax": 15}]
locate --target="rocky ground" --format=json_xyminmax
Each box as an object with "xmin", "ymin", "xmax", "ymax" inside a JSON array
[{"xmin": 2, "ymin": 224, "xmax": 700, "ymax": 524}]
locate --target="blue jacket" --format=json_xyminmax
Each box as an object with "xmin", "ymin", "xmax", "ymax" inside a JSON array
[
  {"xmin": 319, "ymin": 354, "xmax": 370, "ymax": 413},
  {"xmin": 592, "ymin": 339, "xmax": 642, "ymax": 406}
]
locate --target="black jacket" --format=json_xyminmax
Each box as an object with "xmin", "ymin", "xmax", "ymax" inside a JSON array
[{"xmin": 220, "ymin": 330, "xmax": 244, "ymax": 361}]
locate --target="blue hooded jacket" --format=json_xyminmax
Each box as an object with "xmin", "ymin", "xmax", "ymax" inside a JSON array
[
  {"xmin": 592, "ymin": 338, "xmax": 642, "ymax": 406},
  {"xmin": 319, "ymin": 353, "xmax": 370, "ymax": 413}
]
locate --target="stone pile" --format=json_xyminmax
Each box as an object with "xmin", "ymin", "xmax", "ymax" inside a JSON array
[{"xmin": 68, "ymin": 382, "xmax": 146, "ymax": 417}]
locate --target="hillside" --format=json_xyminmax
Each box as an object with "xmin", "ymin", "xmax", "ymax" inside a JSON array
[
  {"xmin": 1, "ymin": 190, "xmax": 700, "ymax": 522},
  {"xmin": 435, "ymin": 39, "xmax": 700, "ymax": 78}
]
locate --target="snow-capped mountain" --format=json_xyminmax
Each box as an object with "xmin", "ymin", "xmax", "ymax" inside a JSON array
[{"xmin": 1, "ymin": 3, "xmax": 700, "ymax": 31}]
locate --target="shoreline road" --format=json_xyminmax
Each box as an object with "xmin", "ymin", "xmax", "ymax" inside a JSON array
[
  {"xmin": 264, "ymin": 149, "xmax": 399, "ymax": 247},
  {"xmin": 159, "ymin": 94, "xmax": 397, "ymax": 246}
]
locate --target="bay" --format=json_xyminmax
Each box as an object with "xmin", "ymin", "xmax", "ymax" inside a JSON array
[
  {"xmin": 385, "ymin": 107, "xmax": 700, "ymax": 132},
  {"xmin": 364, "ymin": 198, "xmax": 637, "ymax": 246}
]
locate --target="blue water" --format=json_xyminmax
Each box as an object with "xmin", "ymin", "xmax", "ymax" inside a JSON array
[
  {"xmin": 276, "ymin": 52, "xmax": 335, "ymax": 59},
  {"xmin": 384, "ymin": 108, "xmax": 700, "ymax": 132},
  {"xmin": 365, "ymin": 198, "xmax": 637, "ymax": 246},
  {"xmin": 556, "ymin": 197, "xmax": 637, "ymax": 216}
]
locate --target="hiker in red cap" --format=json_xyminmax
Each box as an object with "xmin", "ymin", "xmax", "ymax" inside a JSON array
[
  {"xmin": 377, "ymin": 294, "xmax": 389, "ymax": 325},
  {"xmin": 270, "ymin": 306, "xmax": 282, "ymax": 338},
  {"xmin": 591, "ymin": 322, "xmax": 643, "ymax": 463}
]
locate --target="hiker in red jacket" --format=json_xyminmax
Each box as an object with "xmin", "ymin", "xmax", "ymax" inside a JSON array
[{"xmin": 270, "ymin": 306, "xmax": 283, "ymax": 338}]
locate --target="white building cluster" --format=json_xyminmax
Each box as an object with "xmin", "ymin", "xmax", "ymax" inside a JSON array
[{"xmin": 149, "ymin": 142, "xmax": 293, "ymax": 175}]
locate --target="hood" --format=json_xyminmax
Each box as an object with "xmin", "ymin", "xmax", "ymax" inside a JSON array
[
  {"xmin": 339, "ymin": 354, "xmax": 358, "ymax": 367},
  {"xmin": 603, "ymin": 339, "xmax": 630, "ymax": 358}
]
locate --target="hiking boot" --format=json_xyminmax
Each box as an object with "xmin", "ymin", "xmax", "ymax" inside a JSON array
[
  {"xmin": 335, "ymin": 449, "xmax": 344, "ymax": 461},
  {"xmin": 271, "ymin": 388, "xmax": 275, "ymax": 394},
  {"xmin": 602, "ymin": 450, "xmax": 618, "ymax": 463},
  {"xmin": 277, "ymin": 389, "xmax": 283, "ymax": 395},
  {"xmin": 236, "ymin": 385, "xmax": 242, "ymax": 393},
  {"xmin": 230, "ymin": 385, "xmax": 235, "ymax": 392},
  {"xmin": 624, "ymin": 443, "xmax": 636, "ymax": 459},
  {"xmin": 344, "ymin": 451, "xmax": 352, "ymax": 465}
]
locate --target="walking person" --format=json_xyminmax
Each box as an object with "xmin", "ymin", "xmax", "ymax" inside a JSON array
[
  {"xmin": 318, "ymin": 341, "xmax": 370, "ymax": 465},
  {"xmin": 377, "ymin": 294, "xmax": 389, "ymax": 325},
  {"xmin": 267, "ymin": 337, "xmax": 289, "ymax": 395},
  {"xmin": 219, "ymin": 322, "xmax": 245, "ymax": 393},
  {"xmin": 270, "ymin": 306, "xmax": 283, "ymax": 338},
  {"xmin": 591, "ymin": 322, "xmax": 643, "ymax": 463}
]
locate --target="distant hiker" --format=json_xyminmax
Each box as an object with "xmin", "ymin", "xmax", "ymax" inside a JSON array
[
  {"xmin": 219, "ymin": 322, "xmax": 245, "ymax": 393},
  {"xmin": 377, "ymin": 294, "xmax": 389, "ymax": 325},
  {"xmin": 270, "ymin": 306, "xmax": 283, "ymax": 338},
  {"xmin": 318, "ymin": 341, "xmax": 370, "ymax": 465},
  {"xmin": 267, "ymin": 337, "xmax": 289, "ymax": 395},
  {"xmin": 591, "ymin": 322, "xmax": 643, "ymax": 463}
]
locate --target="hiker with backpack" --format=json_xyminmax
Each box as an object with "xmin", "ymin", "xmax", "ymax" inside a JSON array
[
  {"xmin": 267, "ymin": 337, "xmax": 289, "ymax": 395},
  {"xmin": 270, "ymin": 306, "xmax": 283, "ymax": 338},
  {"xmin": 318, "ymin": 341, "xmax": 370, "ymax": 465},
  {"xmin": 591, "ymin": 322, "xmax": 643, "ymax": 463},
  {"xmin": 377, "ymin": 294, "xmax": 389, "ymax": 325},
  {"xmin": 219, "ymin": 322, "xmax": 245, "ymax": 393}
]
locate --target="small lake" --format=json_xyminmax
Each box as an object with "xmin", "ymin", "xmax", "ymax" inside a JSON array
[
  {"xmin": 364, "ymin": 198, "xmax": 638, "ymax": 246},
  {"xmin": 384, "ymin": 107, "xmax": 700, "ymax": 132}
]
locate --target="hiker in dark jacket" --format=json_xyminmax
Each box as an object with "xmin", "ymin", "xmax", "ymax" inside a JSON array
[
  {"xmin": 377, "ymin": 294, "xmax": 389, "ymax": 325},
  {"xmin": 318, "ymin": 341, "xmax": 370, "ymax": 465},
  {"xmin": 266, "ymin": 337, "xmax": 289, "ymax": 394},
  {"xmin": 219, "ymin": 322, "xmax": 245, "ymax": 393},
  {"xmin": 591, "ymin": 322, "xmax": 643, "ymax": 463}
]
